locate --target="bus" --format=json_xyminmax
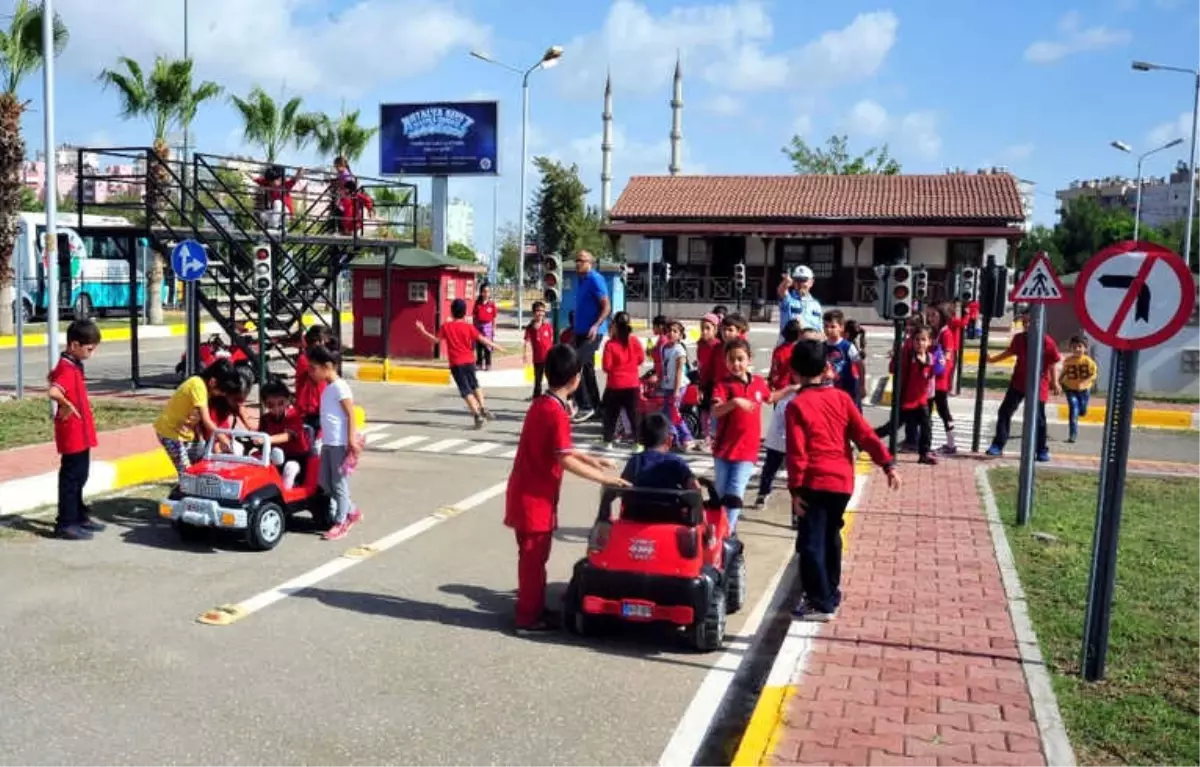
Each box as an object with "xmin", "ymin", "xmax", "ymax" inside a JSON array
[{"xmin": 8, "ymin": 211, "xmax": 167, "ymax": 324}]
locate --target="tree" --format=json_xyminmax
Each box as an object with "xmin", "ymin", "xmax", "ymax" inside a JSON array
[
  {"xmin": 528, "ymin": 156, "xmax": 588, "ymax": 257},
  {"xmin": 496, "ymin": 222, "xmax": 520, "ymax": 281},
  {"xmin": 0, "ymin": 0, "xmax": 67, "ymax": 335},
  {"xmin": 309, "ymin": 107, "xmax": 378, "ymax": 164},
  {"xmin": 1015, "ymin": 224, "xmax": 1062, "ymax": 272},
  {"xmin": 229, "ymin": 86, "xmax": 319, "ymax": 163},
  {"xmin": 98, "ymin": 55, "xmax": 220, "ymax": 324},
  {"xmin": 569, "ymin": 204, "xmax": 613, "ymax": 262},
  {"xmin": 447, "ymin": 241, "xmax": 476, "ymax": 263},
  {"xmin": 782, "ymin": 133, "xmax": 900, "ymax": 175}
]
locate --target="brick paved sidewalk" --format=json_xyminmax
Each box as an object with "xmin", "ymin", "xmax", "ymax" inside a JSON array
[{"xmin": 768, "ymin": 458, "xmax": 1049, "ymax": 767}]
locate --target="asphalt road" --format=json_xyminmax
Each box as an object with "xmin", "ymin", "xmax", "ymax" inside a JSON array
[{"xmin": 0, "ymin": 382, "xmax": 797, "ymax": 765}]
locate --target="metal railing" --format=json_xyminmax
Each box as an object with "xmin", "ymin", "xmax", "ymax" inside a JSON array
[{"xmin": 624, "ymin": 275, "xmax": 765, "ymax": 303}]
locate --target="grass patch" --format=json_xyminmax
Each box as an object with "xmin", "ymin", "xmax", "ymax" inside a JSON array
[
  {"xmin": 0, "ymin": 397, "xmax": 161, "ymax": 452},
  {"xmin": 990, "ymin": 468, "xmax": 1199, "ymax": 766}
]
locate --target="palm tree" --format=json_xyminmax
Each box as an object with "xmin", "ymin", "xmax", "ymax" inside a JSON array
[
  {"xmin": 310, "ymin": 107, "xmax": 378, "ymax": 164},
  {"xmin": 229, "ymin": 86, "xmax": 320, "ymax": 163},
  {"xmin": 98, "ymin": 55, "xmax": 220, "ymax": 324},
  {"xmin": 0, "ymin": 0, "xmax": 67, "ymax": 335}
]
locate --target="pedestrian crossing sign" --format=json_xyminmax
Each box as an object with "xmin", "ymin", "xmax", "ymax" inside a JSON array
[{"xmin": 1009, "ymin": 252, "xmax": 1066, "ymax": 303}]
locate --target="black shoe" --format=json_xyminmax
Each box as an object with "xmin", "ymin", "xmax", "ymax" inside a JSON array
[
  {"xmin": 79, "ymin": 518, "xmax": 107, "ymax": 533},
  {"xmin": 54, "ymin": 525, "xmax": 94, "ymax": 541},
  {"xmin": 515, "ymin": 619, "xmax": 557, "ymax": 636}
]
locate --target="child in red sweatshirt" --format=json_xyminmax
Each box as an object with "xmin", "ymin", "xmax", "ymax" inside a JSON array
[
  {"xmin": 768, "ymin": 319, "xmax": 802, "ymax": 391},
  {"xmin": 786, "ymin": 339, "xmax": 900, "ymax": 621},
  {"xmin": 874, "ymin": 326, "xmax": 938, "ymax": 464},
  {"xmin": 600, "ymin": 311, "xmax": 645, "ymax": 447}
]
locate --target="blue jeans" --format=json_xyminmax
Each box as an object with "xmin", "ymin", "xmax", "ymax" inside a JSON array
[
  {"xmin": 714, "ymin": 458, "xmax": 755, "ymax": 531},
  {"xmin": 1066, "ymin": 390, "xmax": 1090, "ymax": 438}
]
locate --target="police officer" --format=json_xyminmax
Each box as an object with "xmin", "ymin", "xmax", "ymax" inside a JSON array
[{"xmin": 776, "ymin": 265, "xmax": 823, "ymax": 341}]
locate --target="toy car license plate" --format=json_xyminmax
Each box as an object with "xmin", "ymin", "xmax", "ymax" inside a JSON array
[
  {"xmin": 621, "ymin": 602, "xmax": 654, "ymax": 619},
  {"xmin": 181, "ymin": 498, "xmax": 215, "ymax": 524}
]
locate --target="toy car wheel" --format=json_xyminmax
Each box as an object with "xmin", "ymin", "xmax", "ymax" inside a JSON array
[
  {"xmin": 688, "ymin": 587, "xmax": 726, "ymax": 652},
  {"xmin": 172, "ymin": 519, "xmax": 206, "ymax": 543},
  {"xmin": 683, "ymin": 409, "xmax": 702, "ymax": 441},
  {"xmin": 726, "ymin": 552, "xmax": 748, "ymax": 614},
  {"xmin": 561, "ymin": 577, "xmax": 595, "ymax": 636},
  {"xmin": 247, "ymin": 501, "xmax": 286, "ymax": 551}
]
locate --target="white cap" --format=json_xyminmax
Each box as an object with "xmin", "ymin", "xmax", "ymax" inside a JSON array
[{"xmin": 792, "ymin": 265, "xmax": 814, "ymax": 281}]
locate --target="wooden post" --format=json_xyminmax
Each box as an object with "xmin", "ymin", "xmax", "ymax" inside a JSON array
[{"xmin": 851, "ymin": 235, "xmax": 864, "ymax": 304}]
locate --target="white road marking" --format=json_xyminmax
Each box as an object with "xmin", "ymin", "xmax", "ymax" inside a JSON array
[
  {"xmin": 205, "ymin": 481, "xmax": 508, "ymax": 623},
  {"xmin": 363, "ymin": 432, "xmax": 388, "ymax": 445},
  {"xmin": 658, "ymin": 545, "xmax": 797, "ymax": 767},
  {"xmin": 379, "ymin": 435, "xmax": 428, "ymax": 451},
  {"xmin": 360, "ymin": 423, "xmax": 387, "ymax": 435},
  {"xmin": 459, "ymin": 441, "xmax": 502, "ymax": 456},
  {"xmin": 497, "ymin": 448, "xmax": 518, "ymax": 459},
  {"xmin": 419, "ymin": 438, "xmax": 468, "ymax": 453}
]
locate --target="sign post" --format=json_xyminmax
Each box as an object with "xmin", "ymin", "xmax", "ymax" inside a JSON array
[
  {"xmin": 14, "ymin": 237, "xmax": 24, "ymax": 399},
  {"xmin": 171, "ymin": 240, "xmax": 208, "ymax": 378},
  {"xmin": 1009, "ymin": 252, "xmax": 1067, "ymax": 525},
  {"xmin": 971, "ymin": 256, "xmax": 1000, "ymax": 453},
  {"xmin": 1074, "ymin": 240, "xmax": 1196, "ymax": 682}
]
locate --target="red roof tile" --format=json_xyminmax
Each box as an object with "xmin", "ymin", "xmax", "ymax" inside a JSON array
[{"xmin": 609, "ymin": 174, "xmax": 1025, "ymax": 222}]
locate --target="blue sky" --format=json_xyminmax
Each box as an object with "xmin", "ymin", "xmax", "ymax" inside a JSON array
[{"xmin": 16, "ymin": 0, "xmax": 1200, "ymax": 254}]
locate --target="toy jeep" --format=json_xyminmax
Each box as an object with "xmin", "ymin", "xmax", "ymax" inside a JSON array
[
  {"xmin": 159, "ymin": 428, "xmax": 331, "ymax": 550},
  {"xmin": 562, "ymin": 478, "xmax": 746, "ymax": 652}
]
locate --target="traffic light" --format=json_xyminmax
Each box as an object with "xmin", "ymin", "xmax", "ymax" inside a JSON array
[
  {"xmin": 619, "ymin": 262, "xmax": 630, "ymax": 283},
  {"xmin": 542, "ymin": 254, "xmax": 562, "ymax": 304},
  {"xmin": 663, "ymin": 262, "xmax": 672, "ymax": 282},
  {"xmin": 873, "ymin": 264, "xmax": 890, "ymax": 320},
  {"xmin": 959, "ymin": 267, "xmax": 979, "ymax": 303},
  {"xmin": 253, "ymin": 243, "xmax": 272, "ymax": 294},
  {"xmin": 734, "ymin": 262, "xmax": 747, "ymax": 291},
  {"xmin": 887, "ymin": 263, "xmax": 914, "ymax": 320},
  {"xmin": 979, "ymin": 263, "xmax": 1010, "ymax": 318},
  {"xmin": 913, "ymin": 267, "xmax": 929, "ymax": 302}
]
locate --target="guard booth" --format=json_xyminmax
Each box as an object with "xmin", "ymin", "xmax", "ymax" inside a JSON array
[
  {"xmin": 350, "ymin": 248, "xmax": 485, "ymax": 359},
  {"xmin": 558, "ymin": 259, "xmax": 626, "ymax": 325}
]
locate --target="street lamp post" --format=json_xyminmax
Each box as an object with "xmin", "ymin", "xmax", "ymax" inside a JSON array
[
  {"xmin": 1133, "ymin": 60, "xmax": 1200, "ymax": 268},
  {"xmin": 470, "ymin": 45, "xmax": 564, "ymax": 328},
  {"xmin": 1111, "ymin": 137, "xmax": 1185, "ymax": 241}
]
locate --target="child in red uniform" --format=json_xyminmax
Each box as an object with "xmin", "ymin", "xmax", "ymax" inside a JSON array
[
  {"xmin": 48, "ymin": 320, "xmax": 102, "ymax": 540},
  {"xmin": 875, "ymin": 327, "xmax": 938, "ymax": 464},
  {"xmin": 926, "ymin": 302, "xmax": 963, "ymax": 454},
  {"xmin": 695, "ymin": 313, "xmax": 723, "ymax": 446},
  {"xmin": 769, "ymin": 319, "xmax": 802, "ymax": 391},
  {"xmin": 294, "ymin": 325, "xmax": 336, "ymax": 434},
  {"xmin": 786, "ymin": 339, "xmax": 900, "ymax": 621},
  {"xmin": 600, "ymin": 311, "xmax": 645, "ymax": 448},
  {"xmin": 253, "ymin": 164, "xmax": 303, "ymax": 230},
  {"xmin": 336, "ymin": 180, "xmax": 374, "ymax": 236},
  {"xmin": 985, "ymin": 324, "xmax": 1062, "ymax": 461},
  {"xmin": 260, "ymin": 380, "xmax": 313, "ymax": 489},
  {"xmin": 415, "ymin": 298, "xmax": 502, "ymax": 429},
  {"xmin": 473, "ymin": 283, "xmax": 498, "ymax": 370},
  {"xmin": 523, "ymin": 301, "xmax": 555, "ymax": 397},
  {"xmin": 711, "ymin": 337, "xmax": 770, "ymax": 531},
  {"xmin": 504, "ymin": 345, "xmax": 628, "ymax": 633}
]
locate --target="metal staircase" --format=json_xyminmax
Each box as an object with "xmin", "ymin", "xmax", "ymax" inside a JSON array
[{"xmin": 75, "ymin": 148, "xmax": 418, "ymax": 385}]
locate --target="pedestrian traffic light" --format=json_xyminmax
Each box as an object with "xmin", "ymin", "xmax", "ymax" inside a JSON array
[
  {"xmin": 734, "ymin": 262, "xmax": 747, "ymax": 291},
  {"xmin": 979, "ymin": 263, "xmax": 1010, "ymax": 318},
  {"xmin": 253, "ymin": 243, "xmax": 272, "ymax": 294},
  {"xmin": 873, "ymin": 264, "xmax": 890, "ymax": 320},
  {"xmin": 959, "ymin": 266, "xmax": 979, "ymax": 302},
  {"xmin": 542, "ymin": 254, "xmax": 562, "ymax": 304},
  {"xmin": 913, "ymin": 267, "xmax": 929, "ymax": 302},
  {"xmin": 887, "ymin": 263, "xmax": 913, "ymax": 320},
  {"xmin": 664, "ymin": 262, "xmax": 672, "ymax": 282}
]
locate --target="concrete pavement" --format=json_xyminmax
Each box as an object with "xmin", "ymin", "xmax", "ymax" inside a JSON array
[{"xmin": 0, "ymin": 382, "xmax": 796, "ymax": 765}]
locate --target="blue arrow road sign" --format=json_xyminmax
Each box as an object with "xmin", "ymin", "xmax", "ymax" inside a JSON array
[{"xmin": 171, "ymin": 239, "xmax": 208, "ymax": 282}]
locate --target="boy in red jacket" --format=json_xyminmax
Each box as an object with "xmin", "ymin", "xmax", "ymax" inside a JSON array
[
  {"xmin": 769, "ymin": 319, "xmax": 802, "ymax": 391},
  {"xmin": 48, "ymin": 320, "xmax": 103, "ymax": 540},
  {"xmin": 786, "ymin": 339, "xmax": 900, "ymax": 621},
  {"xmin": 523, "ymin": 301, "xmax": 555, "ymax": 397},
  {"xmin": 505, "ymin": 345, "xmax": 628, "ymax": 633},
  {"xmin": 875, "ymin": 326, "xmax": 938, "ymax": 464}
]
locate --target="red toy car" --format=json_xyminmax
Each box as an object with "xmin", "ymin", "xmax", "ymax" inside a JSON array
[
  {"xmin": 616, "ymin": 374, "xmax": 703, "ymax": 443},
  {"xmin": 158, "ymin": 428, "xmax": 332, "ymax": 550},
  {"xmin": 562, "ymin": 478, "xmax": 746, "ymax": 651}
]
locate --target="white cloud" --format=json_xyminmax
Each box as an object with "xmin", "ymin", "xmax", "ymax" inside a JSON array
[
  {"xmin": 545, "ymin": 126, "xmax": 706, "ymax": 202},
  {"xmin": 54, "ymin": 0, "xmax": 489, "ymax": 97},
  {"xmin": 844, "ymin": 99, "xmax": 889, "ymax": 137},
  {"xmin": 700, "ymin": 94, "xmax": 744, "ymax": 116},
  {"xmin": 899, "ymin": 111, "xmax": 941, "ymax": 159},
  {"xmin": 1003, "ymin": 143, "xmax": 1035, "ymax": 161},
  {"xmin": 792, "ymin": 114, "xmax": 813, "ymax": 137},
  {"xmin": 1147, "ymin": 112, "xmax": 1192, "ymax": 149},
  {"xmin": 1024, "ymin": 12, "xmax": 1131, "ymax": 64},
  {"xmin": 554, "ymin": 2, "xmax": 897, "ymax": 99}
]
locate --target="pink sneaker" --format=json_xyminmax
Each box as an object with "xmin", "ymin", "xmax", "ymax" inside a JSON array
[
  {"xmin": 322, "ymin": 521, "xmax": 349, "ymax": 541},
  {"xmin": 346, "ymin": 508, "xmax": 363, "ymax": 528}
]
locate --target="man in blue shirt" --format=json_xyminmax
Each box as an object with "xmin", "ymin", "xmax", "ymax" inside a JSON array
[
  {"xmin": 571, "ymin": 250, "xmax": 610, "ymax": 422},
  {"xmin": 776, "ymin": 264, "xmax": 823, "ymax": 341}
]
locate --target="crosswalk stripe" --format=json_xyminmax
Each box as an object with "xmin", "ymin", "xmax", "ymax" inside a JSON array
[
  {"xmin": 379, "ymin": 435, "xmax": 428, "ymax": 450},
  {"xmin": 419, "ymin": 438, "xmax": 468, "ymax": 453},
  {"xmin": 361, "ymin": 423, "xmax": 387, "ymax": 435},
  {"xmin": 363, "ymin": 432, "xmax": 388, "ymax": 445},
  {"xmin": 497, "ymin": 448, "xmax": 518, "ymax": 459},
  {"xmin": 459, "ymin": 441, "xmax": 502, "ymax": 456}
]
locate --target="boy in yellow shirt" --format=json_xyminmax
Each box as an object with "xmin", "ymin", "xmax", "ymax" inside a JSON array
[{"xmin": 1059, "ymin": 336, "xmax": 1098, "ymax": 443}]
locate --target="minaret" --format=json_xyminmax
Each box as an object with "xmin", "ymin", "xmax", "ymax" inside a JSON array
[
  {"xmin": 669, "ymin": 54, "xmax": 682, "ymax": 175},
  {"xmin": 601, "ymin": 70, "xmax": 613, "ymax": 217}
]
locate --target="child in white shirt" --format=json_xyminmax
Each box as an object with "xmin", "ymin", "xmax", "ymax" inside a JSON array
[{"xmin": 308, "ymin": 344, "xmax": 361, "ymax": 541}]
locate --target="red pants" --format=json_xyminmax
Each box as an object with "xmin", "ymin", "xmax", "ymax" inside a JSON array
[{"xmin": 514, "ymin": 530, "xmax": 553, "ymax": 627}]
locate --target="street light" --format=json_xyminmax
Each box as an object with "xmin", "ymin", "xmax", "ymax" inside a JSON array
[
  {"xmin": 1110, "ymin": 137, "xmax": 1185, "ymax": 241},
  {"xmin": 470, "ymin": 45, "xmax": 564, "ymax": 328},
  {"xmin": 1132, "ymin": 59, "xmax": 1200, "ymax": 268}
]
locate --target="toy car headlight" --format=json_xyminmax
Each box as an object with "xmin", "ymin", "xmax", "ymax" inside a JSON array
[
  {"xmin": 179, "ymin": 475, "xmax": 198, "ymax": 494},
  {"xmin": 219, "ymin": 479, "xmax": 243, "ymax": 500}
]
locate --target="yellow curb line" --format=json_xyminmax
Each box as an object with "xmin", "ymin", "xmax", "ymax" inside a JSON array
[
  {"xmin": 354, "ymin": 362, "xmax": 452, "ymax": 386},
  {"xmin": 731, "ymin": 460, "xmax": 873, "ymax": 766}
]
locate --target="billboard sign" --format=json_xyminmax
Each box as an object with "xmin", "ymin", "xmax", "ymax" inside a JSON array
[{"xmin": 379, "ymin": 101, "xmax": 499, "ymax": 177}]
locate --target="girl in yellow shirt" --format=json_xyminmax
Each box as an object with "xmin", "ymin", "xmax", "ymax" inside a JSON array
[{"xmin": 155, "ymin": 360, "xmax": 249, "ymax": 475}]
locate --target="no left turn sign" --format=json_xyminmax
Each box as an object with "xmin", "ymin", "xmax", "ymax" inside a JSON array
[{"xmin": 1075, "ymin": 241, "xmax": 1196, "ymax": 351}]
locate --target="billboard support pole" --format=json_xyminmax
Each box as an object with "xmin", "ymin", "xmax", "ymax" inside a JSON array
[{"xmin": 431, "ymin": 175, "xmax": 449, "ymax": 258}]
